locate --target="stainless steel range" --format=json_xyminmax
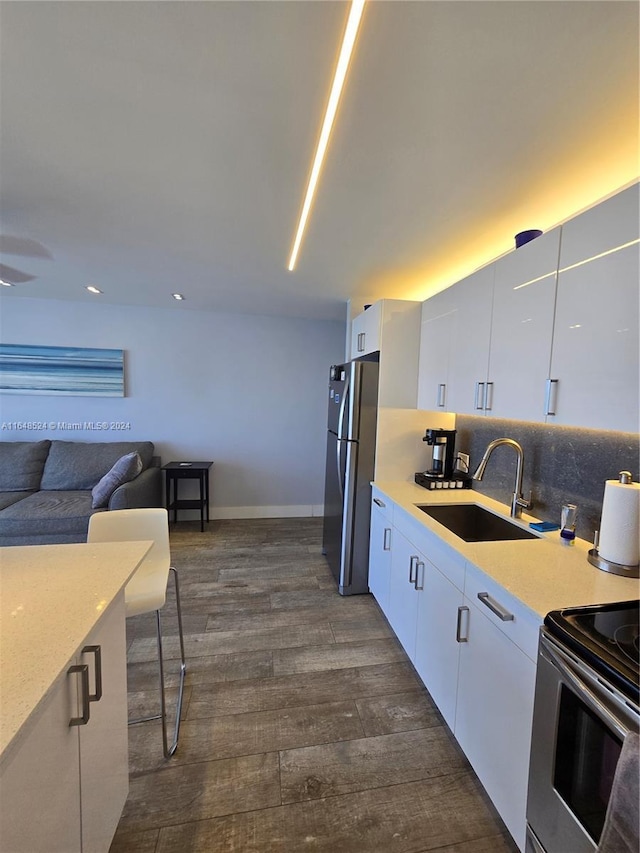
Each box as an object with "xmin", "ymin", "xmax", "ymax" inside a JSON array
[{"xmin": 526, "ymin": 600, "xmax": 639, "ymax": 853}]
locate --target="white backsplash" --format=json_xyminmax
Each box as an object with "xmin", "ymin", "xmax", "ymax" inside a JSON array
[{"xmin": 375, "ymin": 408, "xmax": 456, "ymax": 482}]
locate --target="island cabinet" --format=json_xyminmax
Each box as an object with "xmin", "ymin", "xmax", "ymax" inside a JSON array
[
  {"xmin": 546, "ymin": 182, "xmax": 639, "ymax": 432},
  {"xmin": 0, "ymin": 594, "xmax": 128, "ymax": 853}
]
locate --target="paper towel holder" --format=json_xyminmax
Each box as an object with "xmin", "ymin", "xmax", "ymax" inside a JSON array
[{"xmin": 587, "ymin": 471, "xmax": 640, "ymax": 578}]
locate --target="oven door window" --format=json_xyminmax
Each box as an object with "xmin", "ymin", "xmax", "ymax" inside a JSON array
[{"xmin": 554, "ymin": 684, "xmax": 622, "ymax": 843}]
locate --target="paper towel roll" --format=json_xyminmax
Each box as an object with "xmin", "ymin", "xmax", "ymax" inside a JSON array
[{"xmin": 598, "ymin": 478, "xmax": 640, "ymax": 566}]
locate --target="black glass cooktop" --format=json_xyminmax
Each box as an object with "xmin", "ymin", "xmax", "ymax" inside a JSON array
[{"xmin": 544, "ymin": 600, "xmax": 639, "ymax": 706}]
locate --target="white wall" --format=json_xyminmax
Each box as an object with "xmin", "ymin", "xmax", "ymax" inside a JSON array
[{"xmin": 0, "ymin": 297, "xmax": 346, "ymax": 517}]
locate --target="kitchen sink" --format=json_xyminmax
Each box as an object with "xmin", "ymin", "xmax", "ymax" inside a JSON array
[{"xmin": 415, "ymin": 503, "xmax": 539, "ymax": 542}]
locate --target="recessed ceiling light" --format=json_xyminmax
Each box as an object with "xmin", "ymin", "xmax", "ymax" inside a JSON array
[
  {"xmin": 172, "ymin": 293, "xmax": 185, "ymax": 301},
  {"xmin": 0, "ymin": 279, "xmax": 14, "ymax": 287},
  {"xmin": 86, "ymin": 285, "xmax": 102, "ymax": 294},
  {"xmin": 287, "ymin": 0, "xmax": 366, "ymax": 272}
]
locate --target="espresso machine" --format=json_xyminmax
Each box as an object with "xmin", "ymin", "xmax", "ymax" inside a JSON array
[{"xmin": 415, "ymin": 428, "xmax": 469, "ymax": 490}]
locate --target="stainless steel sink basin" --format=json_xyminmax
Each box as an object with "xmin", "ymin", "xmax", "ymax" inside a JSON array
[{"xmin": 415, "ymin": 503, "xmax": 539, "ymax": 542}]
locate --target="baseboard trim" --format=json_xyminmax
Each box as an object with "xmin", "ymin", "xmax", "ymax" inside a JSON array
[{"xmin": 172, "ymin": 504, "xmax": 325, "ymax": 521}]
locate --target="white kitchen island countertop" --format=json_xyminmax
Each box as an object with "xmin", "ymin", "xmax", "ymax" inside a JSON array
[
  {"xmin": 373, "ymin": 481, "xmax": 639, "ymax": 619},
  {"xmin": 0, "ymin": 540, "xmax": 152, "ymax": 762}
]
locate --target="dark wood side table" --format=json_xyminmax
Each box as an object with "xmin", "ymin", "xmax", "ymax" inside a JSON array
[{"xmin": 162, "ymin": 462, "xmax": 213, "ymax": 532}]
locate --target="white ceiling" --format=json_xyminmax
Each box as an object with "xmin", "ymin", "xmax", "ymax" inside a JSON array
[{"xmin": 0, "ymin": 1, "xmax": 638, "ymax": 322}]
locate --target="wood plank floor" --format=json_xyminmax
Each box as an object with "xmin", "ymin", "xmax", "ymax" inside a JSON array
[{"xmin": 109, "ymin": 518, "xmax": 518, "ymax": 853}]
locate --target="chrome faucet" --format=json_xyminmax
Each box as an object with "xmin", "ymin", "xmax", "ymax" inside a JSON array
[{"xmin": 472, "ymin": 438, "xmax": 533, "ymax": 519}]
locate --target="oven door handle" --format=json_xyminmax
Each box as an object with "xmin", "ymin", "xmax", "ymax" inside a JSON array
[{"xmin": 541, "ymin": 636, "xmax": 634, "ymax": 741}]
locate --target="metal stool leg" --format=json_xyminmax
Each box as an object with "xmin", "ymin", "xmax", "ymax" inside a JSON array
[{"xmin": 128, "ymin": 566, "xmax": 187, "ymax": 760}]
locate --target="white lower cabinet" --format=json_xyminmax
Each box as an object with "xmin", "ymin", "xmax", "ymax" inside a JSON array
[
  {"xmin": 373, "ymin": 498, "xmax": 541, "ymax": 852},
  {"xmin": 413, "ymin": 558, "xmax": 464, "ymax": 730},
  {"xmin": 368, "ymin": 492, "xmax": 393, "ymax": 613},
  {"xmin": 455, "ymin": 584, "xmax": 537, "ymax": 852},
  {"xmin": 0, "ymin": 594, "xmax": 129, "ymax": 853},
  {"xmin": 387, "ymin": 527, "xmax": 421, "ymax": 660}
]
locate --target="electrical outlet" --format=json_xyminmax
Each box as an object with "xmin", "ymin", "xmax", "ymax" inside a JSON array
[{"xmin": 456, "ymin": 452, "xmax": 470, "ymax": 473}]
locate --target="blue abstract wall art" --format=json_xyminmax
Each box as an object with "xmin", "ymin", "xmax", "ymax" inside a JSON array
[{"xmin": 0, "ymin": 344, "xmax": 125, "ymax": 396}]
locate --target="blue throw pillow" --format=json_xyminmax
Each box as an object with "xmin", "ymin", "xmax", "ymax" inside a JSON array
[{"xmin": 91, "ymin": 451, "xmax": 143, "ymax": 509}]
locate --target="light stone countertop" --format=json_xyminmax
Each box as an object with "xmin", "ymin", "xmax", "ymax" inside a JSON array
[
  {"xmin": 0, "ymin": 540, "xmax": 152, "ymax": 762},
  {"xmin": 373, "ymin": 481, "xmax": 640, "ymax": 620}
]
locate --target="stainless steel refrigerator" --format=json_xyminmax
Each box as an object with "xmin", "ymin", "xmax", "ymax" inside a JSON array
[{"xmin": 322, "ymin": 358, "xmax": 379, "ymax": 595}]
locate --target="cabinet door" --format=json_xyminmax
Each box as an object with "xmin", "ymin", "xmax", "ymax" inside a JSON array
[
  {"xmin": 0, "ymin": 659, "xmax": 82, "ymax": 853},
  {"xmin": 488, "ymin": 229, "xmax": 560, "ymax": 421},
  {"xmin": 417, "ymin": 290, "xmax": 456, "ymax": 411},
  {"xmin": 413, "ymin": 559, "xmax": 464, "ymax": 730},
  {"xmin": 79, "ymin": 593, "xmax": 129, "ymax": 853},
  {"xmin": 351, "ymin": 302, "xmax": 382, "ymax": 358},
  {"xmin": 547, "ymin": 185, "xmax": 639, "ymax": 431},
  {"xmin": 445, "ymin": 265, "xmax": 494, "ymax": 415},
  {"xmin": 455, "ymin": 596, "xmax": 537, "ymax": 852},
  {"xmin": 368, "ymin": 498, "xmax": 392, "ymax": 616},
  {"xmin": 387, "ymin": 527, "xmax": 419, "ymax": 660}
]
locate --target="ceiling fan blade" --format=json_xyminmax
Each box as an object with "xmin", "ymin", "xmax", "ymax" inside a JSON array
[
  {"xmin": 0, "ymin": 263, "xmax": 36, "ymax": 283},
  {"xmin": 0, "ymin": 235, "xmax": 53, "ymax": 259}
]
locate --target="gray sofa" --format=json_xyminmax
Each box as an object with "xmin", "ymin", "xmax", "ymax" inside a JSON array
[{"xmin": 0, "ymin": 440, "xmax": 162, "ymax": 546}]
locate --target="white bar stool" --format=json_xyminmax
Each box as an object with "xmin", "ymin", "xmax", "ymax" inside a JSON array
[{"xmin": 87, "ymin": 508, "xmax": 186, "ymax": 758}]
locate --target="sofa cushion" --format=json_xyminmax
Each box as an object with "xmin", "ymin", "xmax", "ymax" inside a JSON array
[
  {"xmin": 0, "ymin": 440, "xmax": 51, "ymax": 491},
  {"xmin": 0, "ymin": 491, "xmax": 33, "ymax": 511},
  {"xmin": 41, "ymin": 441, "xmax": 154, "ymax": 490},
  {"xmin": 0, "ymin": 491, "xmax": 102, "ymax": 538},
  {"xmin": 91, "ymin": 451, "xmax": 143, "ymax": 509}
]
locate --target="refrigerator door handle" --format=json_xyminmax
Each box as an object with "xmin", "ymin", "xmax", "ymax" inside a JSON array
[
  {"xmin": 339, "ymin": 440, "xmax": 359, "ymax": 589},
  {"xmin": 336, "ymin": 438, "xmax": 344, "ymax": 499},
  {"xmin": 337, "ymin": 372, "xmax": 350, "ymax": 441}
]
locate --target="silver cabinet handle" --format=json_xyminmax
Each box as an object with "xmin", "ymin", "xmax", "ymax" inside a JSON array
[
  {"xmin": 373, "ymin": 497, "xmax": 385, "ymax": 508},
  {"xmin": 544, "ymin": 378, "xmax": 559, "ymax": 416},
  {"xmin": 437, "ymin": 383, "xmax": 446, "ymax": 408},
  {"xmin": 477, "ymin": 591, "xmax": 514, "ymax": 621},
  {"xmin": 357, "ymin": 332, "xmax": 365, "ymax": 353},
  {"xmin": 68, "ymin": 664, "xmax": 91, "ymax": 726},
  {"xmin": 414, "ymin": 560, "xmax": 424, "ymax": 590},
  {"xmin": 383, "ymin": 527, "xmax": 391, "ymax": 551},
  {"xmin": 484, "ymin": 381, "xmax": 494, "ymax": 411},
  {"xmin": 82, "ymin": 644, "xmax": 102, "ymax": 702},
  {"xmin": 474, "ymin": 382, "xmax": 485, "ymax": 410},
  {"xmin": 409, "ymin": 555, "xmax": 418, "ymax": 584},
  {"xmin": 456, "ymin": 605, "xmax": 469, "ymax": 642}
]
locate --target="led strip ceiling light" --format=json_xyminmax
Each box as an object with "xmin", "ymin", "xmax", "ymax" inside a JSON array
[{"xmin": 287, "ymin": 0, "xmax": 366, "ymax": 272}]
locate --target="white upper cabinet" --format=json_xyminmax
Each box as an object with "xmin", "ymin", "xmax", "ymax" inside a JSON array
[
  {"xmin": 444, "ymin": 265, "xmax": 494, "ymax": 415},
  {"xmin": 351, "ymin": 302, "xmax": 382, "ymax": 358},
  {"xmin": 351, "ymin": 299, "xmax": 422, "ymax": 408},
  {"xmin": 417, "ymin": 183, "xmax": 639, "ymax": 431},
  {"xmin": 417, "ymin": 289, "xmax": 456, "ymax": 411},
  {"xmin": 546, "ymin": 184, "xmax": 639, "ymax": 432},
  {"xmin": 487, "ymin": 228, "xmax": 560, "ymax": 421}
]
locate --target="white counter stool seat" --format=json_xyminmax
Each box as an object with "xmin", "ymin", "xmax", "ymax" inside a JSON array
[{"xmin": 87, "ymin": 508, "xmax": 186, "ymax": 758}]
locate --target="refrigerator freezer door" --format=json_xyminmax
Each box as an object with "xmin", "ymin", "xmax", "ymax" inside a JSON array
[
  {"xmin": 322, "ymin": 359, "xmax": 379, "ymax": 595},
  {"xmin": 327, "ymin": 362, "xmax": 362, "ymax": 441}
]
